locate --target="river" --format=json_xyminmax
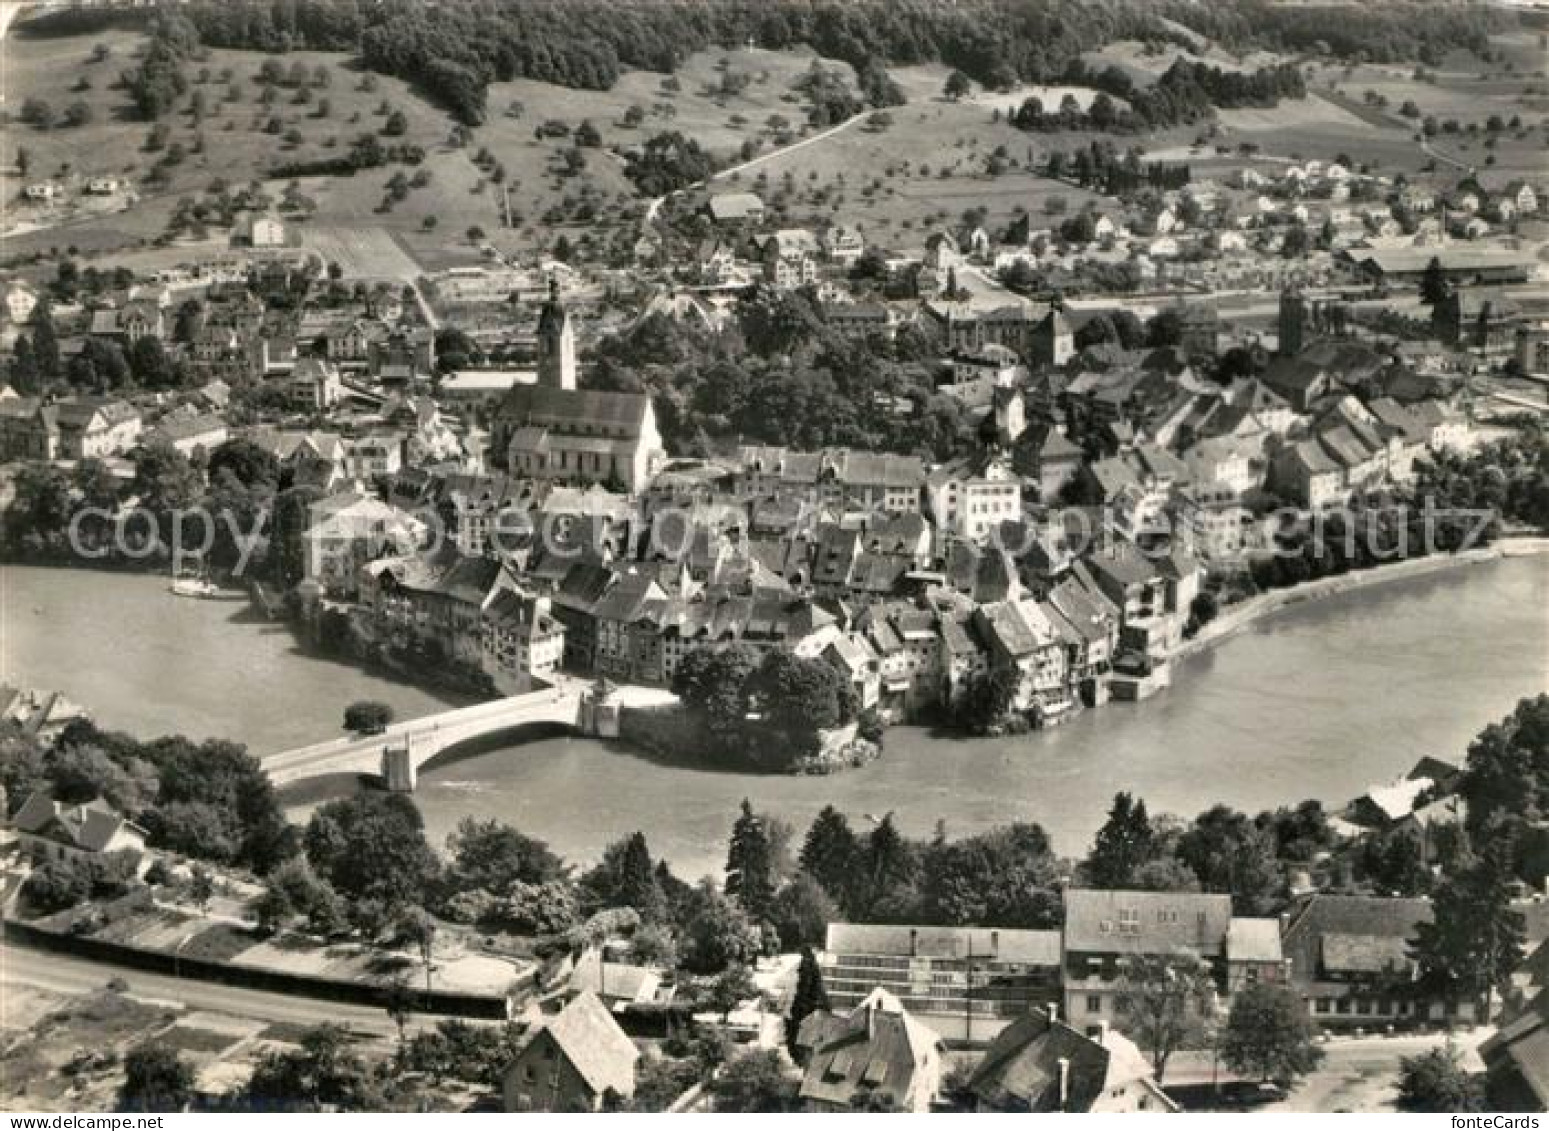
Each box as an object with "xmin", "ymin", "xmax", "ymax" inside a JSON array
[{"xmin": 3, "ymin": 557, "xmax": 1546, "ymax": 879}]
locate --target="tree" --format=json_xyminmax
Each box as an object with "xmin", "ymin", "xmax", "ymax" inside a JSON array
[
  {"xmin": 860, "ymin": 813, "xmax": 916, "ymax": 917},
  {"xmin": 1129, "ymin": 856, "xmax": 1203, "ymax": 892},
  {"xmin": 0, "ymin": 730, "xmax": 48, "ymax": 814},
  {"xmin": 799, "ymin": 806, "xmax": 860, "ymax": 908},
  {"xmin": 1396, "ymin": 1045, "xmax": 1486, "ymax": 1113},
  {"xmin": 398, "ymin": 905, "xmax": 437, "ymax": 993},
  {"xmin": 1410, "ymin": 837, "xmax": 1526, "ymax": 1010},
  {"xmin": 682, "ymin": 878, "xmax": 763, "ymax": 974},
  {"xmin": 444, "ymin": 816, "xmax": 566, "ymax": 894},
  {"xmin": 304, "ymin": 792, "xmax": 440, "ymax": 910},
  {"xmin": 244, "ymin": 1025, "xmax": 384, "ymax": 1111},
  {"xmin": 128, "ymin": 335, "xmax": 177, "ymax": 388},
  {"xmin": 922, "ymin": 822, "xmax": 1061, "ymax": 928},
  {"xmin": 384, "ymin": 976, "xmax": 416, "ymax": 1054},
  {"xmin": 786, "ymin": 947, "xmax": 830, "ymax": 1058},
  {"xmin": 10, "ymin": 334, "xmax": 39, "ymax": 394},
  {"xmin": 710, "ymin": 1049, "xmax": 800, "ymax": 1112},
  {"xmin": 1458, "ymin": 694, "xmax": 1548, "ymax": 843},
  {"xmin": 1419, "ymin": 255, "xmax": 1450, "ymax": 306},
  {"xmin": 23, "ymin": 857, "xmax": 93, "ymax": 912},
  {"xmin": 725, "ymin": 799, "xmax": 775, "ymax": 916},
  {"xmin": 207, "ymin": 438, "xmax": 280, "ymax": 488},
  {"xmin": 130, "ymin": 440, "xmax": 201, "ymax": 540},
  {"xmin": 769, "ymin": 873, "xmax": 837, "ymax": 950},
  {"xmin": 943, "ymin": 70, "xmax": 972, "ymax": 101},
  {"xmin": 119, "ymin": 1044, "xmax": 194, "ymax": 1112},
  {"xmin": 1086, "ymin": 792, "xmax": 1157, "ymax": 888},
  {"xmin": 188, "ymin": 864, "xmax": 215, "ymax": 912},
  {"xmin": 253, "ymin": 856, "xmax": 345, "ymax": 936},
  {"xmin": 48, "ymin": 744, "xmax": 150, "ymax": 813},
  {"xmin": 382, "ymin": 108, "xmax": 407, "ymax": 136},
  {"xmin": 955, "ymin": 665, "xmax": 1019, "ymax": 734},
  {"xmin": 574, "ymin": 118, "xmax": 602, "ymax": 147},
  {"xmin": 1220, "ymin": 984, "xmax": 1323, "ymax": 1086},
  {"xmin": 31, "ymin": 303, "xmax": 59, "ymax": 376},
  {"xmin": 20, "ymin": 97, "xmax": 55, "ymax": 129},
  {"xmin": 615, "ymin": 831, "xmax": 667, "ymax": 921},
  {"xmin": 1176, "ymin": 805, "xmax": 1282, "ymax": 914},
  {"xmin": 705, "ymin": 962, "xmax": 758, "ymax": 1020},
  {"xmin": 1114, "ymin": 954, "xmax": 1217, "ymax": 1083},
  {"xmin": 343, "ymin": 700, "xmax": 394, "ymax": 735}
]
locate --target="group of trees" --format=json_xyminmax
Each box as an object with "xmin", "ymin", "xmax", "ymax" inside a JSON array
[
  {"xmin": 9, "ymin": 299, "xmax": 191, "ymax": 397},
  {"xmin": 3, "ymin": 433, "xmax": 325, "ymax": 596},
  {"xmin": 1013, "ymin": 58, "xmax": 1305, "ymax": 137},
  {"xmin": 671, "ymin": 644, "xmax": 860, "ymax": 770},
  {"xmin": 4, "ymin": 714, "xmax": 295, "ymax": 895},
  {"xmin": 122, "ymin": 13, "xmax": 199, "ymax": 119},
  {"xmin": 1080, "ymin": 791, "xmax": 1321, "ymax": 915},
  {"xmin": 1412, "ymin": 431, "xmax": 1549, "ymax": 536},
  {"xmin": 183, "ymin": 0, "xmax": 1491, "ymax": 132},
  {"xmin": 622, "ymin": 131, "xmax": 718, "ymax": 196},
  {"xmin": 1245, "ymin": 498, "xmax": 1496, "ymax": 596},
  {"xmin": 587, "ymin": 291, "xmax": 972, "ymax": 460},
  {"xmin": 180, "ymin": 0, "xmax": 1176, "ymax": 128}
]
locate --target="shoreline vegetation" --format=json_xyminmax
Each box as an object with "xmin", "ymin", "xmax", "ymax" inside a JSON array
[{"xmin": 1178, "ymin": 535, "xmax": 1549, "ymax": 662}]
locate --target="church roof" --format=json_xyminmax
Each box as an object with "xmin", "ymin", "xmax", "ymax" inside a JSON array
[{"xmin": 498, "ymin": 386, "xmax": 651, "ymax": 437}]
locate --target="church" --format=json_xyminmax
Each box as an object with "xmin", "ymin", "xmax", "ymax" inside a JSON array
[{"xmin": 490, "ymin": 280, "xmax": 665, "ymax": 493}]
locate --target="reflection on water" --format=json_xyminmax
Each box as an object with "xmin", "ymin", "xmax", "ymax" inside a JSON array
[{"xmin": 4, "ymin": 558, "xmax": 1546, "ymax": 880}]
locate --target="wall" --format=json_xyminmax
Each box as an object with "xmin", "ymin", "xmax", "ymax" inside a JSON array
[{"xmin": 3, "ymin": 918, "xmax": 517, "ymax": 1019}]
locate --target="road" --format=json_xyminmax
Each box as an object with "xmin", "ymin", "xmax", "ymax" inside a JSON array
[
  {"xmin": 643, "ymin": 106, "xmax": 871, "ymax": 224},
  {"xmin": 1163, "ymin": 1030, "xmax": 1491, "ymax": 1113},
  {"xmin": 1, "ymin": 940, "xmax": 417, "ymax": 1036}
]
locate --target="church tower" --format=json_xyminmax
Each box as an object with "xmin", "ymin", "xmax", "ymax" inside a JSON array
[
  {"xmin": 536, "ymin": 276, "xmax": 576, "ymax": 390},
  {"xmin": 1278, "ymin": 287, "xmax": 1306, "ymax": 358}
]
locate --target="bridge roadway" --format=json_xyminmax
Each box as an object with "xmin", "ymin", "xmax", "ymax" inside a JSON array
[{"xmin": 260, "ymin": 677, "xmax": 679, "ymax": 787}]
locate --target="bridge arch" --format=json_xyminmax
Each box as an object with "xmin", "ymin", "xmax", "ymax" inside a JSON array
[{"xmin": 413, "ymin": 719, "xmax": 581, "ymax": 778}]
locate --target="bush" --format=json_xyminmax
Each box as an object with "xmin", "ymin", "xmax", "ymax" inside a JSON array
[{"xmin": 342, "ymin": 700, "xmax": 394, "ymax": 735}]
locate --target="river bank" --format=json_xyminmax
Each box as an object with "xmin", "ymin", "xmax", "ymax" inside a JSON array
[
  {"xmin": 4, "ymin": 555, "xmax": 1544, "ymax": 877},
  {"xmin": 1177, "ymin": 541, "xmax": 1547, "ymax": 661}
]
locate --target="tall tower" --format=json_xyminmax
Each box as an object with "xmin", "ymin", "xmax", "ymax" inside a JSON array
[
  {"xmin": 1278, "ymin": 287, "xmax": 1306, "ymax": 358},
  {"xmin": 536, "ymin": 276, "xmax": 576, "ymax": 390}
]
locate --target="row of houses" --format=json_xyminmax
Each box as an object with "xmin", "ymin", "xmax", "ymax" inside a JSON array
[{"xmin": 820, "ymin": 884, "xmax": 1531, "ymax": 1052}]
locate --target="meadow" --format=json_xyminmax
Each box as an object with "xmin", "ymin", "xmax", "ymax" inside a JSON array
[{"xmin": 2, "ymin": 16, "xmax": 1542, "ymax": 274}]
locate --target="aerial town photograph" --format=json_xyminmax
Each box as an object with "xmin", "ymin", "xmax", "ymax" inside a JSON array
[{"xmin": 0, "ymin": 0, "xmax": 1544, "ymax": 1118}]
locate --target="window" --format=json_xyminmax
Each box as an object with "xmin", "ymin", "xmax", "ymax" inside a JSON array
[
  {"xmin": 1086, "ymin": 995, "xmax": 1102, "ymax": 1013},
  {"xmin": 1119, "ymin": 908, "xmax": 1140, "ymax": 934}
]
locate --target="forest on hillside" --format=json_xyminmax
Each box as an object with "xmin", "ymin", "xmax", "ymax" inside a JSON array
[{"xmin": 27, "ymin": 0, "xmax": 1510, "ymax": 130}]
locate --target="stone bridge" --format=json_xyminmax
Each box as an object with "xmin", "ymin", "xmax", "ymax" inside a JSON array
[{"xmin": 260, "ymin": 680, "xmax": 679, "ymax": 791}]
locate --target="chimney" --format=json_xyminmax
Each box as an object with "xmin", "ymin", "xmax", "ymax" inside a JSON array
[{"xmin": 1056, "ymin": 1057, "xmax": 1071, "ymax": 1111}]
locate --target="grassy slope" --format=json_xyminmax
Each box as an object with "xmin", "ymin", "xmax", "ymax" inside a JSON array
[{"xmin": 2, "ymin": 21, "xmax": 1541, "ymax": 270}]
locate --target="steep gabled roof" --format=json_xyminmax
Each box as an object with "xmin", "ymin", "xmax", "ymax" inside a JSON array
[{"xmin": 535, "ymin": 991, "xmax": 638, "ymax": 1098}]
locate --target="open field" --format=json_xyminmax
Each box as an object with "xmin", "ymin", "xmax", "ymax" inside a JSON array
[
  {"xmin": 3, "ymin": 16, "xmax": 1544, "ymax": 268},
  {"xmin": 301, "ymin": 223, "xmax": 423, "ymax": 280},
  {"xmin": 0, "ymin": 24, "xmax": 866, "ymax": 266},
  {"xmin": 704, "ymin": 77, "xmax": 1113, "ymax": 247},
  {"xmin": 0, "ymin": 22, "xmax": 479, "ymax": 260}
]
